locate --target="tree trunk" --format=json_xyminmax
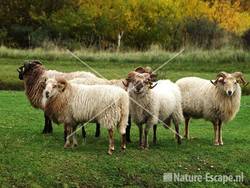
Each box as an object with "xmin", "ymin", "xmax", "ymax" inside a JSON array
[{"xmin": 117, "ymin": 31, "xmax": 124, "ymax": 52}]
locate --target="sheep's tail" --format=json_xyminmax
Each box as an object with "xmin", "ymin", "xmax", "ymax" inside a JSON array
[
  {"xmin": 117, "ymin": 93, "xmax": 129, "ymax": 135},
  {"xmin": 172, "ymin": 102, "xmax": 184, "ymax": 125}
]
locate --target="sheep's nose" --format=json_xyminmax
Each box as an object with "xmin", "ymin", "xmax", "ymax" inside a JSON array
[
  {"xmin": 136, "ymin": 82, "xmax": 143, "ymax": 91},
  {"xmin": 45, "ymin": 91, "xmax": 49, "ymax": 98},
  {"xmin": 227, "ymin": 90, "xmax": 232, "ymax": 96}
]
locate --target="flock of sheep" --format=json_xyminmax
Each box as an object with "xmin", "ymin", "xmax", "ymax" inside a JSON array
[{"xmin": 17, "ymin": 60, "xmax": 248, "ymax": 155}]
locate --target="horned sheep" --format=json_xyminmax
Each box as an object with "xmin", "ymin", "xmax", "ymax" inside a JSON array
[
  {"xmin": 124, "ymin": 67, "xmax": 183, "ymax": 148},
  {"xmin": 176, "ymin": 72, "xmax": 248, "ymax": 145}
]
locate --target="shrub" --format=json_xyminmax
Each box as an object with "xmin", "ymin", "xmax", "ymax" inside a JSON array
[
  {"xmin": 184, "ymin": 17, "xmax": 225, "ymax": 49},
  {"xmin": 242, "ymin": 29, "xmax": 250, "ymax": 50}
]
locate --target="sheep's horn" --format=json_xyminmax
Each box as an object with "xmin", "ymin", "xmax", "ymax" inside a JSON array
[
  {"xmin": 149, "ymin": 83, "xmax": 157, "ymax": 89},
  {"xmin": 232, "ymin": 72, "xmax": 248, "ymax": 86},
  {"xmin": 210, "ymin": 80, "xmax": 216, "ymax": 86},
  {"xmin": 134, "ymin": 67, "xmax": 145, "ymax": 73},
  {"xmin": 216, "ymin": 71, "xmax": 227, "ymax": 79},
  {"xmin": 213, "ymin": 71, "xmax": 227, "ymax": 84},
  {"xmin": 122, "ymin": 81, "xmax": 129, "ymax": 88}
]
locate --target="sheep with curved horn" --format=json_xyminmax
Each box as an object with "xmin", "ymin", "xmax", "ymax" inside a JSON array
[{"xmin": 176, "ymin": 71, "xmax": 248, "ymax": 145}]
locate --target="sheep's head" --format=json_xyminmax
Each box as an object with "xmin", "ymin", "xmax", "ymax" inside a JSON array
[
  {"xmin": 44, "ymin": 77, "xmax": 67, "ymax": 99},
  {"xmin": 124, "ymin": 67, "xmax": 157, "ymax": 94},
  {"xmin": 210, "ymin": 71, "xmax": 248, "ymax": 96},
  {"xmin": 17, "ymin": 60, "xmax": 43, "ymax": 80}
]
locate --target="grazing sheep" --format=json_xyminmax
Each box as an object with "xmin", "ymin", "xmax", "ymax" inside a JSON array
[
  {"xmin": 17, "ymin": 60, "xmax": 100, "ymax": 135},
  {"xmin": 176, "ymin": 72, "xmax": 248, "ymax": 145},
  {"xmin": 44, "ymin": 78, "xmax": 129, "ymax": 155},
  {"xmin": 124, "ymin": 67, "xmax": 183, "ymax": 149}
]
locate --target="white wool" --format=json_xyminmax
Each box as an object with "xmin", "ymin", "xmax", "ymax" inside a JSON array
[
  {"xmin": 45, "ymin": 80, "xmax": 129, "ymax": 135},
  {"xmin": 129, "ymin": 80, "xmax": 183, "ymax": 127},
  {"xmin": 45, "ymin": 70, "xmax": 96, "ymax": 79},
  {"xmin": 176, "ymin": 77, "xmax": 241, "ymax": 123}
]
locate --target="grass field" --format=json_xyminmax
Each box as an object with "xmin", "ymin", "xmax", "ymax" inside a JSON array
[
  {"xmin": 0, "ymin": 91, "xmax": 250, "ymax": 187},
  {"xmin": 0, "ymin": 47, "xmax": 250, "ymax": 94},
  {"xmin": 0, "ymin": 48, "xmax": 250, "ymax": 187}
]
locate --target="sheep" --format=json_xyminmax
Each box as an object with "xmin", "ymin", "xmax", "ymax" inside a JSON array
[
  {"xmin": 54, "ymin": 76, "xmax": 133, "ymax": 143},
  {"xmin": 176, "ymin": 72, "xmax": 248, "ymax": 145},
  {"xmin": 124, "ymin": 67, "xmax": 183, "ymax": 149},
  {"xmin": 43, "ymin": 77, "xmax": 129, "ymax": 155},
  {"xmin": 17, "ymin": 60, "xmax": 100, "ymax": 135}
]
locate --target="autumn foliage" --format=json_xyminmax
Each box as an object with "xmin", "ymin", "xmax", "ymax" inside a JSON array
[{"xmin": 0, "ymin": 0, "xmax": 249, "ymax": 50}]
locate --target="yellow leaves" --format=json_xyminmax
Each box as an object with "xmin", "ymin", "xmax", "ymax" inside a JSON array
[{"xmin": 201, "ymin": 0, "xmax": 250, "ymax": 35}]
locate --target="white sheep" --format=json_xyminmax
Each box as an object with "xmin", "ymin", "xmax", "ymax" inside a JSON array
[
  {"xmin": 176, "ymin": 72, "xmax": 247, "ymax": 145},
  {"xmin": 43, "ymin": 77, "xmax": 129, "ymax": 155},
  {"xmin": 124, "ymin": 67, "xmax": 183, "ymax": 148},
  {"xmin": 52, "ymin": 76, "xmax": 133, "ymax": 143}
]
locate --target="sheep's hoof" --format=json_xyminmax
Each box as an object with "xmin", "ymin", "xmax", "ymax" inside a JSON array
[
  {"xmin": 144, "ymin": 144, "xmax": 149, "ymax": 149},
  {"xmin": 108, "ymin": 149, "xmax": 114, "ymax": 155},
  {"xmin": 139, "ymin": 143, "xmax": 144, "ymax": 149},
  {"xmin": 121, "ymin": 145, "xmax": 126, "ymax": 150},
  {"xmin": 42, "ymin": 129, "xmax": 53, "ymax": 134},
  {"xmin": 64, "ymin": 143, "xmax": 71, "ymax": 149},
  {"xmin": 144, "ymin": 147, "xmax": 149, "ymax": 150},
  {"xmin": 183, "ymin": 135, "xmax": 189, "ymax": 139},
  {"xmin": 214, "ymin": 141, "xmax": 220, "ymax": 146},
  {"xmin": 219, "ymin": 142, "xmax": 224, "ymax": 146}
]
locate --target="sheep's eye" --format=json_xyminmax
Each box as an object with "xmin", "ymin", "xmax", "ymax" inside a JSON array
[{"xmin": 53, "ymin": 85, "xmax": 56, "ymax": 88}]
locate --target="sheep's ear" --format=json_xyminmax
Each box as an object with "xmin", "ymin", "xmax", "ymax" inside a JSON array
[
  {"xmin": 150, "ymin": 73, "xmax": 157, "ymax": 82},
  {"xmin": 144, "ymin": 66, "xmax": 153, "ymax": 73},
  {"xmin": 122, "ymin": 80, "xmax": 129, "ymax": 88},
  {"xmin": 57, "ymin": 79, "xmax": 67, "ymax": 92},
  {"xmin": 134, "ymin": 67, "xmax": 145, "ymax": 73},
  {"xmin": 126, "ymin": 72, "xmax": 136, "ymax": 82}
]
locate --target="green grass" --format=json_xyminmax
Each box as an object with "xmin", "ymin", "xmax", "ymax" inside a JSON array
[
  {"xmin": 0, "ymin": 91, "xmax": 250, "ymax": 187},
  {"xmin": 0, "ymin": 48, "xmax": 250, "ymax": 186},
  {"xmin": 0, "ymin": 47, "xmax": 250, "ymax": 94}
]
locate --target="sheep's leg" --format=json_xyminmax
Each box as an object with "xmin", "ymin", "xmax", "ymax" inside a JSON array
[
  {"xmin": 108, "ymin": 129, "xmax": 115, "ymax": 155},
  {"xmin": 121, "ymin": 134, "xmax": 126, "ymax": 151},
  {"xmin": 95, "ymin": 123, "xmax": 101, "ymax": 137},
  {"xmin": 213, "ymin": 122, "xmax": 220, "ymax": 146},
  {"xmin": 153, "ymin": 124, "xmax": 157, "ymax": 145},
  {"xmin": 72, "ymin": 126, "xmax": 78, "ymax": 147},
  {"xmin": 174, "ymin": 122, "xmax": 181, "ymax": 145},
  {"xmin": 64, "ymin": 124, "xmax": 72, "ymax": 148},
  {"xmin": 42, "ymin": 113, "xmax": 53, "ymax": 134},
  {"xmin": 184, "ymin": 117, "xmax": 190, "ymax": 139},
  {"xmin": 144, "ymin": 125, "xmax": 150, "ymax": 149},
  {"xmin": 218, "ymin": 120, "xmax": 223, "ymax": 145},
  {"xmin": 163, "ymin": 117, "xmax": 171, "ymax": 129},
  {"xmin": 138, "ymin": 124, "xmax": 144, "ymax": 149},
  {"xmin": 126, "ymin": 115, "xmax": 132, "ymax": 143},
  {"xmin": 82, "ymin": 126, "xmax": 86, "ymax": 144},
  {"xmin": 64, "ymin": 127, "xmax": 67, "ymax": 143}
]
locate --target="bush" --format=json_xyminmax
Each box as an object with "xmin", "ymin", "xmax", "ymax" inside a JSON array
[
  {"xmin": 242, "ymin": 29, "xmax": 250, "ymax": 50},
  {"xmin": 184, "ymin": 17, "xmax": 226, "ymax": 49}
]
